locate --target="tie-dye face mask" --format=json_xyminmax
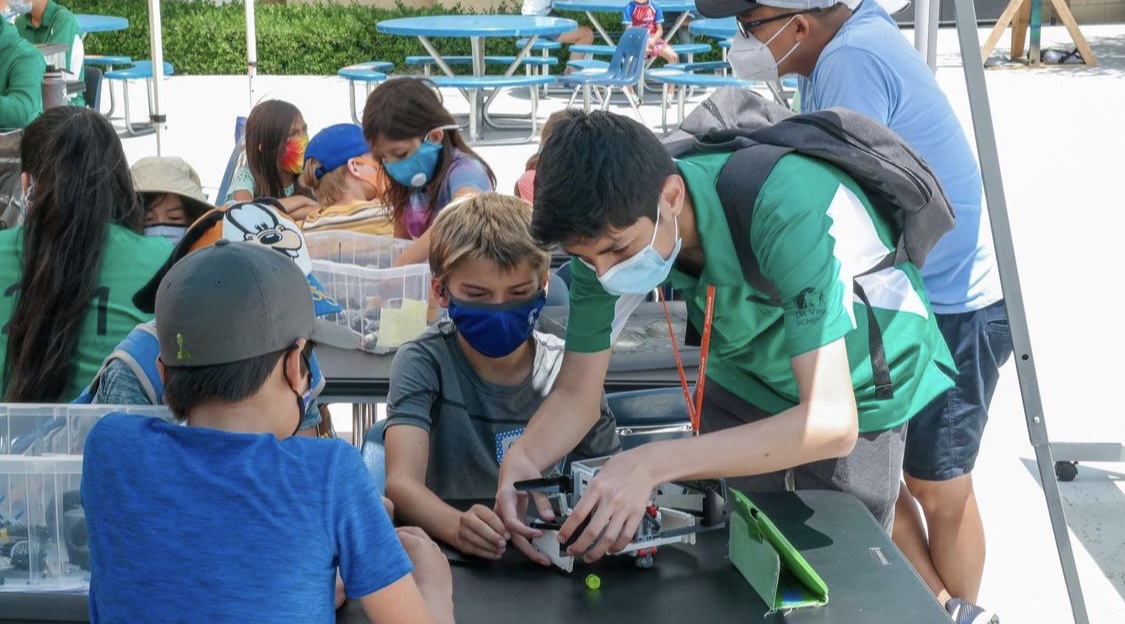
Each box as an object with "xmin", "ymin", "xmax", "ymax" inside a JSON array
[{"xmin": 281, "ymin": 135, "xmax": 308, "ymax": 175}]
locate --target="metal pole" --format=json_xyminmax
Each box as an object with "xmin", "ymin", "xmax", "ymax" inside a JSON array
[
  {"xmin": 912, "ymin": 0, "xmax": 940, "ymax": 71},
  {"xmin": 949, "ymin": 0, "xmax": 1090, "ymax": 621},
  {"xmin": 246, "ymin": 0, "xmax": 258, "ymax": 108},
  {"xmin": 147, "ymin": 0, "xmax": 165, "ymax": 155}
]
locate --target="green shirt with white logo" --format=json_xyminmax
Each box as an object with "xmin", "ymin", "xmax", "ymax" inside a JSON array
[
  {"xmin": 0, "ymin": 224, "xmax": 172, "ymax": 401},
  {"xmin": 565, "ymin": 152, "xmax": 955, "ymax": 433}
]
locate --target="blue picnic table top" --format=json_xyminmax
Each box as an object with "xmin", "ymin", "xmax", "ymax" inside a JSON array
[
  {"xmin": 76, "ymin": 14, "xmax": 129, "ymax": 34},
  {"xmin": 688, "ymin": 16, "xmax": 736, "ymax": 39},
  {"xmin": 553, "ymin": 0, "xmax": 696, "ymax": 14},
  {"xmin": 377, "ymin": 15, "xmax": 577, "ymax": 38}
]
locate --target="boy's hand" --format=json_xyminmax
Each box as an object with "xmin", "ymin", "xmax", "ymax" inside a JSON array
[
  {"xmin": 397, "ymin": 526, "xmax": 454, "ymax": 624},
  {"xmin": 558, "ymin": 450, "xmax": 656, "ymax": 563},
  {"xmin": 495, "ymin": 447, "xmax": 553, "ymax": 566},
  {"xmin": 456, "ymin": 504, "xmax": 510, "ymax": 560}
]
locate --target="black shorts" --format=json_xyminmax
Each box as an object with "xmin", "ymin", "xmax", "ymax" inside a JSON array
[{"xmin": 701, "ymin": 383, "xmax": 906, "ymax": 534}]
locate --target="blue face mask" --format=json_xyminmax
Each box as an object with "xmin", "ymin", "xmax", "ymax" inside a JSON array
[
  {"xmin": 285, "ymin": 348, "xmax": 320, "ymax": 436},
  {"xmin": 590, "ymin": 206, "xmax": 681, "ymax": 296},
  {"xmin": 383, "ymin": 125, "xmax": 458, "ymax": 189},
  {"xmin": 447, "ymin": 290, "xmax": 547, "ymax": 358},
  {"xmin": 8, "ymin": 0, "xmax": 32, "ymax": 14},
  {"xmin": 145, "ymin": 224, "xmax": 188, "ymax": 244}
]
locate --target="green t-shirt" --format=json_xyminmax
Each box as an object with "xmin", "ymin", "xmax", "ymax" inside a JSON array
[
  {"xmin": 15, "ymin": 0, "xmax": 84, "ymax": 106},
  {"xmin": 0, "ymin": 225, "xmax": 172, "ymax": 401},
  {"xmin": 565, "ymin": 152, "xmax": 955, "ymax": 433}
]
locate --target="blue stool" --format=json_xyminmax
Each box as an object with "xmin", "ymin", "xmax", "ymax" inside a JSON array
[
  {"xmin": 84, "ymin": 54, "xmax": 131, "ymax": 117},
  {"xmin": 103, "ymin": 61, "xmax": 174, "ymax": 136},
  {"xmin": 516, "ymin": 38, "xmax": 563, "ymax": 95},
  {"xmin": 338, "ymin": 62, "xmax": 392, "ymax": 124}
]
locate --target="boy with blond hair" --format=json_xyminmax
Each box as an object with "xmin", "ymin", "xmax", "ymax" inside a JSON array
[{"xmin": 384, "ymin": 192, "xmax": 620, "ymax": 560}]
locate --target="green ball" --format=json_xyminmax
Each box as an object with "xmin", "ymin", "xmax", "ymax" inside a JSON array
[{"xmin": 585, "ymin": 573, "xmax": 601, "ymax": 590}]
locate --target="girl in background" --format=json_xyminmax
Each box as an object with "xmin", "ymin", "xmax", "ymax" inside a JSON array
[
  {"xmin": 131, "ymin": 156, "xmax": 213, "ymax": 244},
  {"xmin": 299, "ymin": 123, "xmax": 394, "ymax": 236},
  {"xmin": 0, "ymin": 107, "xmax": 171, "ymax": 402},
  {"xmin": 514, "ymin": 108, "xmax": 583, "ymax": 204},
  {"xmin": 226, "ymin": 99, "xmax": 319, "ymax": 219},
  {"xmin": 362, "ymin": 78, "xmax": 495, "ymax": 266}
]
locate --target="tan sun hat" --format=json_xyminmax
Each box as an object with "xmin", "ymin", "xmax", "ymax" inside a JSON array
[{"xmin": 130, "ymin": 156, "xmax": 212, "ymax": 217}]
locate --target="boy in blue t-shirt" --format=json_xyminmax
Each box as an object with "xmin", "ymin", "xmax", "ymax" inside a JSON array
[
  {"xmin": 624, "ymin": 0, "xmax": 679, "ymax": 63},
  {"xmin": 82, "ymin": 242, "xmax": 453, "ymax": 623}
]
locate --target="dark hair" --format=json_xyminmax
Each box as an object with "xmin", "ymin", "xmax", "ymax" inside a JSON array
[
  {"xmin": 3, "ymin": 107, "xmax": 144, "ymax": 402},
  {"xmin": 142, "ymin": 192, "xmax": 210, "ymax": 224},
  {"xmin": 361, "ymin": 78, "xmax": 496, "ymax": 230},
  {"xmin": 163, "ymin": 343, "xmax": 312, "ymax": 422},
  {"xmin": 245, "ymin": 99, "xmax": 302, "ymax": 198},
  {"xmin": 532, "ymin": 110, "xmax": 676, "ymax": 246}
]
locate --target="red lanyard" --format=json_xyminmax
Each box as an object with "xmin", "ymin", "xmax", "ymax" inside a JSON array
[{"xmin": 658, "ymin": 285, "xmax": 715, "ymax": 434}]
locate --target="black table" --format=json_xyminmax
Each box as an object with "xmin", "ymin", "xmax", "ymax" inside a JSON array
[
  {"xmin": 339, "ymin": 490, "xmax": 950, "ymax": 624},
  {"xmin": 0, "ymin": 491, "xmax": 948, "ymax": 624},
  {"xmin": 319, "ymin": 303, "xmax": 700, "ymax": 445}
]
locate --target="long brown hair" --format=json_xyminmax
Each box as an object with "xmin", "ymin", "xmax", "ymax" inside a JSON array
[
  {"xmin": 3, "ymin": 107, "xmax": 144, "ymax": 402},
  {"xmin": 245, "ymin": 99, "xmax": 302, "ymax": 199},
  {"xmin": 361, "ymin": 78, "xmax": 495, "ymax": 231}
]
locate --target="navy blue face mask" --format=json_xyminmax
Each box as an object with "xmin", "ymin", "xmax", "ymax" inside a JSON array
[{"xmin": 447, "ymin": 290, "xmax": 547, "ymax": 358}]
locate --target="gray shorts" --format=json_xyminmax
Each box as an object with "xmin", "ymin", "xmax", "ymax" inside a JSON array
[{"xmin": 701, "ymin": 383, "xmax": 906, "ymax": 533}]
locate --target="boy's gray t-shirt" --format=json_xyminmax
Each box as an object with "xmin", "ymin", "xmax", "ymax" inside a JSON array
[{"xmin": 386, "ymin": 322, "xmax": 621, "ymax": 500}]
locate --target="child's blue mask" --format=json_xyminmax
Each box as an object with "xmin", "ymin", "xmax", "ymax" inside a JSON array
[
  {"xmin": 383, "ymin": 125, "xmax": 459, "ymax": 189},
  {"xmin": 447, "ymin": 290, "xmax": 547, "ymax": 358}
]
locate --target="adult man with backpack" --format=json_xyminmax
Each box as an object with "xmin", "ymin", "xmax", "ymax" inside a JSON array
[
  {"xmin": 696, "ymin": 2, "xmax": 1012, "ymax": 621},
  {"xmin": 494, "ymin": 109, "xmax": 956, "ymax": 571}
]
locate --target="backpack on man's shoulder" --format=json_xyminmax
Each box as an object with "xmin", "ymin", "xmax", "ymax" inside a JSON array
[
  {"xmin": 662, "ymin": 88, "xmax": 956, "ymax": 400},
  {"xmin": 663, "ymin": 87, "xmax": 955, "ymax": 304}
]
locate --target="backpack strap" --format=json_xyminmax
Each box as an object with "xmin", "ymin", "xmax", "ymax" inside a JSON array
[
  {"xmin": 73, "ymin": 323, "xmax": 163, "ymax": 405},
  {"xmin": 714, "ymin": 143, "xmax": 793, "ymax": 305},
  {"xmin": 851, "ymin": 282, "xmax": 894, "ymax": 400}
]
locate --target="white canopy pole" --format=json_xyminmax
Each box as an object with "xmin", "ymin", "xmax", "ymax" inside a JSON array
[
  {"xmin": 246, "ymin": 0, "xmax": 257, "ymax": 110},
  {"xmin": 147, "ymin": 0, "xmax": 165, "ymax": 155},
  {"xmin": 912, "ymin": 0, "xmax": 941, "ymax": 71}
]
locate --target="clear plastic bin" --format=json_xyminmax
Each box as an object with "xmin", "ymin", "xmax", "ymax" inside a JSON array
[
  {"xmin": 311, "ymin": 260, "xmax": 433, "ymax": 353},
  {"xmin": 0, "ymin": 404, "xmax": 171, "ymax": 592},
  {"xmin": 304, "ymin": 231, "xmax": 413, "ymax": 269}
]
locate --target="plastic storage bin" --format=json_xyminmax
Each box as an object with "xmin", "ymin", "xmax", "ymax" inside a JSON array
[
  {"xmin": 0, "ymin": 404, "xmax": 170, "ymax": 592},
  {"xmin": 304, "ymin": 231, "xmax": 413, "ymax": 269},
  {"xmin": 311, "ymin": 260, "xmax": 432, "ymax": 353}
]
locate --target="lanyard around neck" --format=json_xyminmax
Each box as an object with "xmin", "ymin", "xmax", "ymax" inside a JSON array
[{"xmin": 658, "ymin": 285, "xmax": 716, "ymax": 434}]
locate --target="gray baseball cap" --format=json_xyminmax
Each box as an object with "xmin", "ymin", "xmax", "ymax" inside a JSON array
[{"xmin": 155, "ymin": 239, "xmax": 357, "ymax": 367}]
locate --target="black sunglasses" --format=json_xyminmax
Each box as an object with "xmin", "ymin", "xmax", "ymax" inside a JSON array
[{"xmin": 736, "ymin": 8, "xmax": 823, "ymax": 39}]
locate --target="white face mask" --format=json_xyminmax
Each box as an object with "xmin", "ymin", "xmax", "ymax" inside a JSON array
[{"xmin": 728, "ymin": 16, "xmax": 801, "ymax": 83}]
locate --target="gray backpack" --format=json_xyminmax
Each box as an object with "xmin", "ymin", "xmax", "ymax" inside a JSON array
[{"xmin": 663, "ymin": 89, "xmax": 956, "ymax": 400}]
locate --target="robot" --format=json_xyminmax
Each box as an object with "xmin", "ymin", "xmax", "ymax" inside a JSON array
[{"xmin": 515, "ymin": 456, "xmax": 728, "ymax": 572}]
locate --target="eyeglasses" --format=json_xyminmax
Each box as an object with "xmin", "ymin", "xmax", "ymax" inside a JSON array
[{"xmin": 736, "ymin": 8, "xmax": 822, "ymax": 39}]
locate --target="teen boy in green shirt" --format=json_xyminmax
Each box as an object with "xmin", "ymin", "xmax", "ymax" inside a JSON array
[
  {"xmin": 495, "ymin": 110, "xmax": 956, "ymax": 566},
  {"xmin": 13, "ymin": 0, "xmax": 83, "ymax": 106}
]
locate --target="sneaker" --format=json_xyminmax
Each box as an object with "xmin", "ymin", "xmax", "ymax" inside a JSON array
[{"xmin": 945, "ymin": 598, "xmax": 1000, "ymax": 624}]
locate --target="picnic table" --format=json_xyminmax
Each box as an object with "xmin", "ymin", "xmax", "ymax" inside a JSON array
[{"xmin": 377, "ymin": 14, "xmax": 576, "ymax": 142}]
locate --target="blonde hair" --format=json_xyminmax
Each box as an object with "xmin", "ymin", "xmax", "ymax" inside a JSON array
[
  {"xmin": 429, "ymin": 192, "xmax": 550, "ymax": 282},
  {"xmin": 298, "ymin": 157, "xmax": 351, "ymax": 207}
]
